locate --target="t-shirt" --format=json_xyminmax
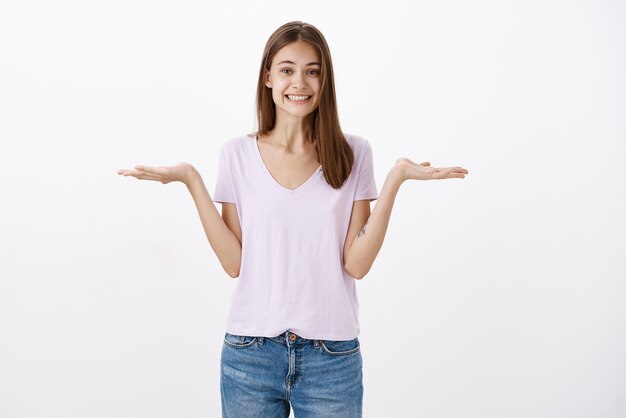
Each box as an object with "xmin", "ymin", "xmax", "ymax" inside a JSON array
[{"xmin": 213, "ymin": 133, "xmax": 378, "ymax": 340}]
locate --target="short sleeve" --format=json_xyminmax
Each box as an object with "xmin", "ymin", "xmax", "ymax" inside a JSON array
[
  {"xmin": 213, "ymin": 143, "xmax": 236, "ymax": 204},
  {"xmin": 354, "ymin": 140, "xmax": 378, "ymax": 202}
]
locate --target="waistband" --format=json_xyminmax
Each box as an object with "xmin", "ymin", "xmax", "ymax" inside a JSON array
[{"xmin": 259, "ymin": 331, "xmax": 321, "ymax": 347}]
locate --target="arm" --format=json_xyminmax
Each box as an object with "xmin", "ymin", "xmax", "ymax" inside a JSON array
[
  {"xmin": 343, "ymin": 167, "xmax": 403, "ymax": 280},
  {"xmin": 186, "ymin": 169, "xmax": 242, "ymax": 278},
  {"xmin": 117, "ymin": 162, "xmax": 242, "ymax": 278},
  {"xmin": 343, "ymin": 159, "xmax": 468, "ymax": 279}
]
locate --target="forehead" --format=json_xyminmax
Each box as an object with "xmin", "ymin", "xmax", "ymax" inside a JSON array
[{"xmin": 271, "ymin": 41, "xmax": 320, "ymax": 66}]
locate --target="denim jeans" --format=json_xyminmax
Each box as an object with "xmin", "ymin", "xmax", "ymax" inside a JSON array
[{"xmin": 220, "ymin": 331, "xmax": 363, "ymax": 418}]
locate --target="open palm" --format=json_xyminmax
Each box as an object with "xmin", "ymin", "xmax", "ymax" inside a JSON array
[
  {"xmin": 395, "ymin": 157, "xmax": 468, "ymax": 181},
  {"xmin": 117, "ymin": 162, "xmax": 194, "ymax": 185}
]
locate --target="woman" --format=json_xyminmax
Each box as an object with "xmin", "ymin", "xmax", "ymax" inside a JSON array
[{"xmin": 118, "ymin": 20, "xmax": 468, "ymax": 418}]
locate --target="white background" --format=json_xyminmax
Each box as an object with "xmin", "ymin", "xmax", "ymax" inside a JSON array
[{"xmin": 1, "ymin": 0, "xmax": 624, "ymax": 417}]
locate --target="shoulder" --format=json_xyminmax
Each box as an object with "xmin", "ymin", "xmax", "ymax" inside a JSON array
[
  {"xmin": 343, "ymin": 132, "xmax": 373, "ymax": 157},
  {"xmin": 219, "ymin": 133, "xmax": 256, "ymax": 155},
  {"xmin": 222, "ymin": 132, "xmax": 256, "ymax": 149}
]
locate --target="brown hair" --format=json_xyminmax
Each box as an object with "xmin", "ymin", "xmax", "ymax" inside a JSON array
[{"xmin": 255, "ymin": 21, "xmax": 354, "ymax": 190}]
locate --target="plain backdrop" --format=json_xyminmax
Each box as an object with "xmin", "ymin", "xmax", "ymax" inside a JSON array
[{"xmin": 1, "ymin": 0, "xmax": 624, "ymax": 417}]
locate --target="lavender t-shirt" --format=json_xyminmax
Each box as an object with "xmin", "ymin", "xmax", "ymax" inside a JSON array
[{"xmin": 213, "ymin": 133, "xmax": 378, "ymax": 340}]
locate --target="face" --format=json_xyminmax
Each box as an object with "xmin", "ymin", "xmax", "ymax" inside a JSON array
[{"xmin": 265, "ymin": 41, "xmax": 322, "ymax": 120}]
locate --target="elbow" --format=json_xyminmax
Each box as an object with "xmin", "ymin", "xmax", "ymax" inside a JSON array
[
  {"xmin": 219, "ymin": 250, "xmax": 241, "ymax": 278},
  {"xmin": 226, "ymin": 268, "xmax": 240, "ymax": 279},
  {"xmin": 222, "ymin": 260, "xmax": 240, "ymax": 279},
  {"xmin": 344, "ymin": 263, "xmax": 368, "ymax": 280}
]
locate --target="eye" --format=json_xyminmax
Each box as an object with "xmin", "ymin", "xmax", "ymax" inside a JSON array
[
  {"xmin": 280, "ymin": 68, "xmax": 292, "ymax": 74},
  {"xmin": 307, "ymin": 69, "xmax": 319, "ymax": 76}
]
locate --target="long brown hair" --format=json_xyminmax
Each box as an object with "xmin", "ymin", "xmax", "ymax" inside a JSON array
[{"xmin": 255, "ymin": 21, "xmax": 354, "ymax": 190}]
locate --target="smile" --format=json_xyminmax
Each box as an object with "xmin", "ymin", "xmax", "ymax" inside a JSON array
[{"xmin": 285, "ymin": 95, "xmax": 312, "ymax": 102}]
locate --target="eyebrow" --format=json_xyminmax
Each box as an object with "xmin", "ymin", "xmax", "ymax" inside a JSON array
[{"xmin": 275, "ymin": 60, "xmax": 321, "ymax": 66}]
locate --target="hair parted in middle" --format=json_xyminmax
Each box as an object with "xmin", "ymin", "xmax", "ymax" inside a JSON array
[{"xmin": 254, "ymin": 20, "xmax": 354, "ymax": 190}]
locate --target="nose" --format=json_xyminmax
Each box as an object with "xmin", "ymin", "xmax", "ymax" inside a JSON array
[{"xmin": 291, "ymin": 72, "xmax": 306, "ymax": 89}]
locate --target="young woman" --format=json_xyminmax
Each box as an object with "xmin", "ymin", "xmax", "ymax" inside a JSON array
[{"xmin": 118, "ymin": 21, "xmax": 468, "ymax": 418}]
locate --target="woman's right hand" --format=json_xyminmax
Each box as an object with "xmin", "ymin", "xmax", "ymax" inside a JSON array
[{"xmin": 117, "ymin": 162, "xmax": 197, "ymax": 185}]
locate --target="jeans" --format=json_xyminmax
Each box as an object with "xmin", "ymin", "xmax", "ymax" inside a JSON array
[{"xmin": 220, "ymin": 331, "xmax": 363, "ymax": 418}]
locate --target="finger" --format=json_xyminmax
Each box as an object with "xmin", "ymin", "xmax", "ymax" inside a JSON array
[
  {"xmin": 118, "ymin": 169, "xmax": 142, "ymax": 176},
  {"xmin": 134, "ymin": 165, "xmax": 163, "ymax": 173},
  {"xmin": 440, "ymin": 171, "xmax": 466, "ymax": 179},
  {"xmin": 121, "ymin": 170, "xmax": 163, "ymax": 181},
  {"xmin": 137, "ymin": 165, "xmax": 168, "ymax": 175},
  {"xmin": 119, "ymin": 169, "xmax": 141, "ymax": 176},
  {"xmin": 448, "ymin": 166, "xmax": 468, "ymax": 174},
  {"xmin": 433, "ymin": 166, "xmax": 466, "ymax": 174},
  {"xmin": 134, "ymin": 173, "xmax": 164, "ymax": 181},
  {"xmin": 135, "ymin": 165, "xmax": 157, "ymax": 172}
]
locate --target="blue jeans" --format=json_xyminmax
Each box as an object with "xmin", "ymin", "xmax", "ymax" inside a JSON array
[{"xmin": 220, "ymin": 331, "xmax": 363, "ymax": 418}]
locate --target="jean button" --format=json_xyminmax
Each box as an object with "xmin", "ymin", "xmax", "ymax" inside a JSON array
[{"xmin": 289, "ymin": 333, "xmax": 297, "ymax": 341}]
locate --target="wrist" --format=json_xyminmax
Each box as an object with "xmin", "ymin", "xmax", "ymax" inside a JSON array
[
  {"xmin": 184, "ymin": 165, "xmax": 200, "ymax": 187},
  {"xmin": 388, "ymin": 163, "xmax": 406, "ymax": 184}
]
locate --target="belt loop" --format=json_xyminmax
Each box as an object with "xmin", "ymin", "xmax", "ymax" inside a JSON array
[
  {"xmin": 258, "ymin": 336, "xmax": 264, "ymax": 345},
  {"xmin": 314, "ymin": 339, "xmax": 320, "ymax": 348}
]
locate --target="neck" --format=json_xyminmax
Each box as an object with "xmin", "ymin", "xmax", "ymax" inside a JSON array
[{"xmin": 264, "ymin": 114, "xmax": 314, "ymax": 151}]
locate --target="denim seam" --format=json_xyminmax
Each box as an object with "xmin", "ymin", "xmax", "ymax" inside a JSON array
[{"xmin": 319, "ymin": 339, "xmax": 361, "ymax": 356}]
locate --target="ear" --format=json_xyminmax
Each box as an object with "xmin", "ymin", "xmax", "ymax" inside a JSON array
[{"xmin": 264, "ymin": 70, "xmax": 272, "ymax": 88}]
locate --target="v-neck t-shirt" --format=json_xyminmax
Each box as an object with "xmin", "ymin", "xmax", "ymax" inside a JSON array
[{"xmin": 213, "ymin": 133, "xmax": 378, "ymax": 340}]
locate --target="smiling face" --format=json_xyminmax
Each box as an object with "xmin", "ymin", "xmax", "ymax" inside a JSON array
[{"xmin": 264, "ymin": 40, "xmax": 322, "ymax": 121}]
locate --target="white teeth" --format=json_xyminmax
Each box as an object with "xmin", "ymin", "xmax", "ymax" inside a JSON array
[{"xmin": 287, "ymin": 95, "xmax": 311, "ymax": 101}]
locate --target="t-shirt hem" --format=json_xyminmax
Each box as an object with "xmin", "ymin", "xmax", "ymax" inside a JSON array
[
  {"xmin": 213, "ymin": 197, "xmax": 235, "ymax": 204},
  {"xmin": 354, "ymin": 194, "xmax": 378, "ymax": 201},
  {"xmin": 225, "ymin": 327, "xmax": 360, "ymax": 341}
]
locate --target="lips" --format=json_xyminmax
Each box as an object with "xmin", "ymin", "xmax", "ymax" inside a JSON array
[{"xmin": 285, "ymin": 95, "xmax": 312, "ymax": 102}]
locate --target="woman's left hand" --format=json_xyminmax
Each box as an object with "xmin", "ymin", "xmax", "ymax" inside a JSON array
[{"xmin": 394, "ymin": 157, "xmax": 468, "ymax": 181}]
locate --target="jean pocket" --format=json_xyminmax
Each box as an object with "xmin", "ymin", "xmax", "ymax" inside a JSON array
[
  {"xmin": 320, "ymin": 337, "xmax": 361, "ymax": 356},
  {"xmin": 223, "ymin": 332, "xmax": 257, "ymax": 349}
]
